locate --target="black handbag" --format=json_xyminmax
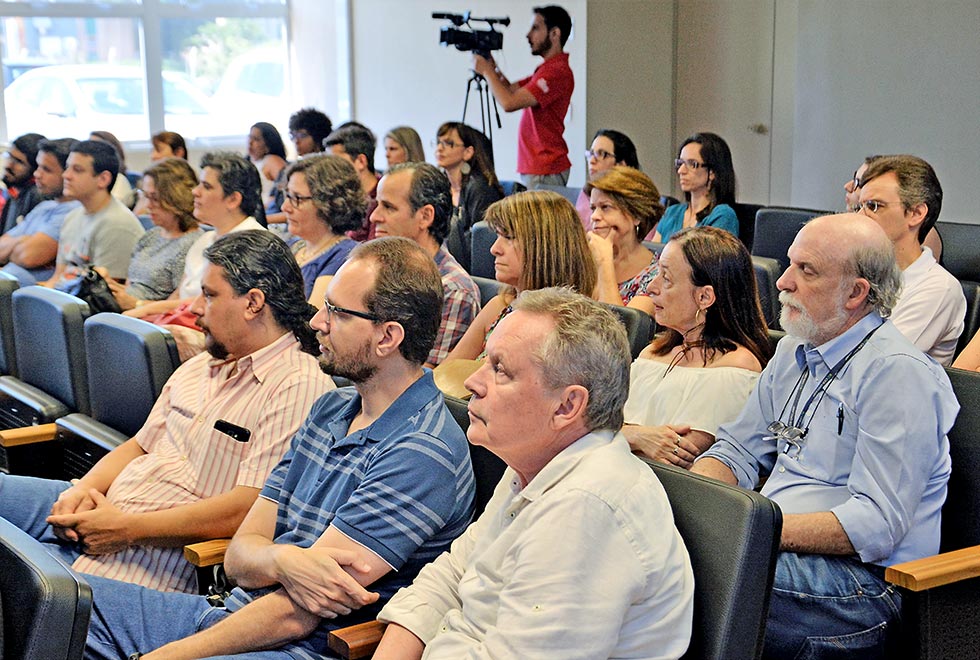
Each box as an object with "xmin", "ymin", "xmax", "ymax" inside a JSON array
[{"xmin": 61, "ymin": 266, "xmax": 123, "ymax": 314}]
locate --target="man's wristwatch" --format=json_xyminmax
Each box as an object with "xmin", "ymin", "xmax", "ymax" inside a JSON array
[{"xmin": 127, "ymin": 653, "xmax": 143, "ymax": 659}]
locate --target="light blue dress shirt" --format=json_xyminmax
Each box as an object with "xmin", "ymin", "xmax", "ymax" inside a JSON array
[{"xmin": 701, "ymin": 312, "xmax": 957, "ymax": 566}]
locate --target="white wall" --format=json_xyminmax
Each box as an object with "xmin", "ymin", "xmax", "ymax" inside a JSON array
[
  {"xmin": 774, "ymin": 0, "xmax": 980, "ymax": 222},
  {"xmin": 349, "ymin": 0, "xmax": 587, "ymax": 185}
]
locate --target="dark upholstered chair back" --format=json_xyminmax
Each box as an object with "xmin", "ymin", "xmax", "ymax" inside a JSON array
[
  {"xmin": 940, "ymin": 367, "xmax": 980, "ymax": 553},
  {"xmin": 751, "ymin": 207, "xmax": 829, "ymax": 273},
  {"xmin": 602, "ymin": 302, "xmax": 654, "ymax": 360},
  {"xmin": 0, "ymin": 272, "xmax": 19, "ymax": 377},
  {"xmin": 752, "ymin": 255, "xmax": 783, "ymax": 329},
  {"xmin": 83, "ymin": 313, "xmax": 180, "ymax": 437},
  {"xmin": 647, "ymin": 460, "xmax": 782, "ymax": 660},
  {"xmin": 0, "ymin": 287, "xmax": 90, "ymax": 424},
  {"xmin": 0, "ymin": 516, "xmax": 91, "ymax": 660},
  {"xmin": 445, "ymin": 394, "xmax": 506, "ymax": 520},
  {"xmin": 470, "ymin": 275, "xmax": 503, "ymax": 307},
  {"xmin": 470, "ymin": 221, "xmax": 496, "ymax": 279}
]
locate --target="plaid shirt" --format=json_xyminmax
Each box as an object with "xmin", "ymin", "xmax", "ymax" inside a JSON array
[{"xmin": 430, "ymin": 245, "xmax": 481, "ymax": 365}]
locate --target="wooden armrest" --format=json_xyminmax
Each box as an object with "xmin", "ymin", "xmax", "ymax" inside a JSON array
[
  {"xmin": 886, "ymin": 544, "xmax": 980, "ymax": 591},
  {"xmin": 327, "ymin": 620, "xmax": 387, "ymax": 660},
  {"xmin": 183, "ymin": 538, "xmax": 231, "ymax": 567},
  {"xmin": 0, "ymin": 423, "xmax": 57, "ymax": 447}
]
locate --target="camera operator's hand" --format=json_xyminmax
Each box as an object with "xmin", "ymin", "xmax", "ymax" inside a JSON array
[{"xmin": 472, "ymin": 54, "xmax": 496, "ymax": 78}]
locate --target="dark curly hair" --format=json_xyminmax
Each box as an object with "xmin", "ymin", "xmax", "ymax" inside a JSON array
[{"xmin": 283, "ymin": 154, "xmax": 366, "ymax": 234}]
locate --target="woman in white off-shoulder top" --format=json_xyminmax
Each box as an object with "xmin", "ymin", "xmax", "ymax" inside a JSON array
[{"xmin": 623, "ymin": 226, "xmax": 773, "ymax": 468}]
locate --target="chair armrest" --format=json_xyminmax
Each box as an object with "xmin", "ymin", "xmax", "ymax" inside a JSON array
[
  {"xmin": 183, "ymin": 539, "xmax": 231, "ymax": 568},
  {"xmin": 0, "ymin": 423, "xmax": 57, "ymax": 447},
  {"xmin": 886, "ymin": 544, "xmax": 980, "ymax": 591},
  {"xmin": 327, "ymin": 620, "xmax": 387, "ymax": 660}
]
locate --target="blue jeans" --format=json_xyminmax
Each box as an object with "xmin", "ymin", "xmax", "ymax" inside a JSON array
[
  {"xmin": 520, "ymin": 170, "xmax": 570, "ymax": 189},
  {"xmin": 0, "ymin": 472, "xmax": 82, "ymax": 566},
  {"xmin": 763, "ymin": 553, "xmax": 901, "ymax": 659},
  {"xmin": 84, "ymin": 575, "xmax": 299, "ymax": 660}
]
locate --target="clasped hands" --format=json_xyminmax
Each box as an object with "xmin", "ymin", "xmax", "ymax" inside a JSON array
[
  {"xmin": 623, "ymin": 423, "xmax": 701, "ymax": 469},
  {"xmin": 272, "ymin": 544, "xmax": 380, "ymax": 619},
  {"xmin": 46, "ymin": 484, "xmax": 133, "ymax": 554}
]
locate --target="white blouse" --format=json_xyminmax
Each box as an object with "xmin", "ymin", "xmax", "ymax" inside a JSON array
[{"xmin": 623, "ymin": 358, "xmax": 760, "ymax": 435}]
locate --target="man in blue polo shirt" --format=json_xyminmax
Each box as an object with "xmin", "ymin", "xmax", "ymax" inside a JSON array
[{"xmin": 82, "ymin": 237, "xmax": 475, "ymax": 660}]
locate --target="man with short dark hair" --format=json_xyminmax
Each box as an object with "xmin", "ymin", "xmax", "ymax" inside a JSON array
[
  {"xmin": 371, "ymin": 162, "xmax": 480, "ymax": 366},
  {"xmin": 693, "ymin": 214, "xmax": 958, "ymax": 657},
  {"xmin": 375, "ymin": 287, "xmax": 694, "ymax": 658},
  {"xmin": 0, "ymin": 132, "xmax": 46, "ymax": 234},
  {"xmin": 324, "ymin": 124, "xmax": 381, "ymax": 241},
  {"xmin": 0, "ymin": 138, "xmax": 81, "ymax": 285},
  {"xmin": 857, "ymin": 154, "xmax": 964, "ymax": 365},
  {"xmin": 473, "ymin": 5, "xmax": 574, "ymax": 189},
  {"xmin": 81, "ymin": 236, "xmax": 475, "ymax": 660},
  {"xmin": 41, "ymin": 139, "xmax": 144, "ymax": 289},
  {"xmin": 0, "ymin": 231, "xmax": 334, "ymax": 594}
]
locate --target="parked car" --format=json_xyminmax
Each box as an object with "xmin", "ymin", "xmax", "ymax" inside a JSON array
[{"xmin": 3, "ymin": 64, "xmax": 229, "ymax": 141}]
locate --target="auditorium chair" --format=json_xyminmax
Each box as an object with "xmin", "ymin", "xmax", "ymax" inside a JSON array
[
  {"xmin": 752, "ymin": 255, "xmax": 783, "ymax": 329},
  {"xmin": 326, "ymin": 460, "xmax": 783, "ymax": 660},
  {"xmin": 886, "ymin": 366, "xmax": 980, "ymax": 659},
  {"xmin": 535, "ymin": 183, "xmax": 581, "ymax": 207},
  {"xmin": 0, "ymin": 287, "xmax": 90, "ymax": 478},
  {"xmin": 731, "ymin": 202, "xmax": 763, "ymax": 251},
  {"xmin": 469, "ymin": 221, "xmax": 496, "ymax": 279},
  {"xmin": 751, "ymin": 207, "xmax": 829, "ymax": 273},
  {"xmin": 602, "ymin": 302, "xmax": 654, "ymax": 360},
  {"xmin": 0, "ymin": 271, "xmax": 19, "ymax": 377},
  {"xmin": 935, "ymin": 221, "xmax": 980, "ymax": 356},
  {"xmin": 54, "ymin": 313, "xmax": 180, "ymax": 480},
  {"xmin": 469, "ymin": 275, "xmax": 501, "ymax": 306},
  {"xmin": 0, "ymin": 515, "xmax": 92, "ymax": 660}
]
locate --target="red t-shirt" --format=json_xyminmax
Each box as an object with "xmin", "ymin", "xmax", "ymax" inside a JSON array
[{"xmin": 516, "ymin": 52, "xmax": 574, "ymax": 175}]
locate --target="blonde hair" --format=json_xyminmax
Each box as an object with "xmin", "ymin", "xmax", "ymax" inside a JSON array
[
  {"xmin": 586, "ymin": 166, "xmax": 665, "ymax": 238},
  {"xmin": 485, "ymin": 191, "xmax": 597, "ymax": 297}
]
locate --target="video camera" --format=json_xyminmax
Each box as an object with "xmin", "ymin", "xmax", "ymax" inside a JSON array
[{"xmin": 433, "ymin": 12, "xmax": 510, "ymax": 59}]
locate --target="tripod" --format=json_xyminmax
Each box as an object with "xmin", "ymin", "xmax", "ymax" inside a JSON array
[{"xmin": 462, "ymin": 69, "xmax": 502, "ymax": 148}]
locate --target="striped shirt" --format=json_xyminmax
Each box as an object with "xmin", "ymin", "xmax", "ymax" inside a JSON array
[
  {"xmin": 72, "ymin": 332, "xmax": 334, "ymax": 593},
  {"xmin": 430, "ymin": 245, "xmax": 481, "ymax": 365},
  {"xmin": 224, "ymin": 372, "xmax": 475, "ymax": 659}
]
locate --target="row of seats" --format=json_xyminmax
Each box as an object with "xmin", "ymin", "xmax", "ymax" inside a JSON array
[{"xmin": 0, "ymin": 278, "xmax": 180, "ymax": 481}]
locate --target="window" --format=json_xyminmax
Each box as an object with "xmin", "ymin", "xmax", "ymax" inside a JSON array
[{"xmin": 0, "ymin": 1, "xmax": 289, "ymax": 145}]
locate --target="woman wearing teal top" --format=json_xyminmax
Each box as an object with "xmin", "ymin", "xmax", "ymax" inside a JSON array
[{"xmin": 652, "ymin": 132, "xmax": 738, "ymax": 243}]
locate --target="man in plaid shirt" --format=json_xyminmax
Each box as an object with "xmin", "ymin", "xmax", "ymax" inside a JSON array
[{"xmin": 370, "ymin": 162, "xmax": 480, "ymax": 366}]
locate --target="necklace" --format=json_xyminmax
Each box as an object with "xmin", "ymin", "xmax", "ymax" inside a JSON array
[
  {"xmin": 296, "ymin": 234, "xmax": 343, "ymax": 266},
  {"xmin": 663, "ymin": 323, "xmax": 707, "ymax": 376}
]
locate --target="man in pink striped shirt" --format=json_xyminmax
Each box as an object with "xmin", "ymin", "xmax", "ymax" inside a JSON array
[{"xmin": 0, "ymin": 231, "xmax": 334, "ymax": 593}]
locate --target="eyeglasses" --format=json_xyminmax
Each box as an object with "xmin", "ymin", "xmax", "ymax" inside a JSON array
[
  {"xmin": 432, "ymin": 138, "xmax": 461, "ymax": 149},
  {"xmin": 3, "ymin": 151, "xmax": 28, "ymax": 167},
  {"xmin": 137, "ymin": 190, "xmax": 161, "ymax": 204},
  {"xmin": 323, "ymin": 300, "xmax": 381, "ymax": 323},
  {"xmin": 848, "ymin": 170, "xmax": 861, "ymax": 191},
  {"xmin": 585, "ymin": 149, "xmax": 615, "ymax": 161},
  {"xmin": 856, "ymin": 199, "xmax": 901, "ymax": 214},
  {"xmin": 674, "ymin": 158, "xmax": 706, "ymax": 170},
  {"xmin": 289, "ymin": 130, "xmax": 311, "ymax": 142},
  {"xmin": 764, "ymin": 420, "xmax": 808, "ymax": 459},
  {"xmin": 283, "ymin": 191, "xmax": 315, "ymax": 206}
]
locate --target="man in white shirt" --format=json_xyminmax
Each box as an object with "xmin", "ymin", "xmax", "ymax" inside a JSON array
[
  {"xmin": 857, "ymin": 154, "xmax": 965, "ymax": 364},
  {"xmin": 374, "ymin": 287, "xmax": 694, "ymax": 660}
]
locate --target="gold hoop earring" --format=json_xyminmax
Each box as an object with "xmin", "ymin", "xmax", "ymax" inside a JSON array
[{"xmin": 695, "ymin": 308, "xmax": 704, "ymax": 325}]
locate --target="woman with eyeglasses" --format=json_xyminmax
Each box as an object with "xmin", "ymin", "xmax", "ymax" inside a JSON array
[
  {"xmin": 383, "ymin": 126, "xmax": 426, "ymax": 168},
  {"xmin": 435, "ymin": 121, "xmax": 504, "ymax": 271},
  {"xmin": 586, "ymin": 166, "xmax": 663, "ymax": 317},
  {"xmin": 280, "ymin": 154, "xmax": 364, "ymax": 298},
  {"xmin": 105, "ymin": 158, "xmax": 203, "ymax": 310},
  {"xmin": 445, "ymin": 190, "xmax": 597, "ymax": 361},
  {"xmin": 576, "ymin": 129, "xmax": 640, "ymax": 228},
  {"xmin": 651, "ymin": 132, "xmax": 738, "ymax": 243},
  {"xmin": 622, "ymin": 226, "xmax": 771, "ymax": 468}
]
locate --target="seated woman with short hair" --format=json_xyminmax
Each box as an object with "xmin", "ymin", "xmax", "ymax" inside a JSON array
[
  {"xmin": 623, "ymin": 226, "xmax": 772, "ymax": 468},
  {"xmin": 445, "ymin": 190, "xmax": 597, "ymax": 361},
  {"xmin": 586, "ymin": 166, "xmax": 664, "ymax": 318}
]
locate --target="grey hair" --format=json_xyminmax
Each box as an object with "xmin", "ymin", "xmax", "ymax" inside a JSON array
[
  {"xmin": 283, "ymin": 154, "xmax": 365, "ymax": 234},
  {"xmin": 512, "ymin": 287, "xmax": 631, "ymax": 432},
  {"xmin": 850, "ymin": 242, "xmax": 902, "ymax": 318}
]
